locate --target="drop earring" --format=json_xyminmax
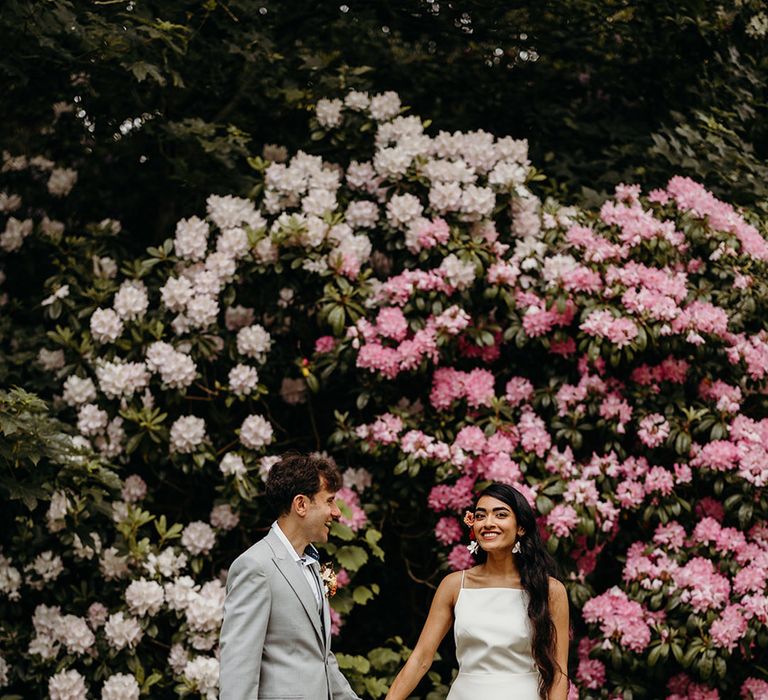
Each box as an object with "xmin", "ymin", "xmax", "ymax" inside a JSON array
[{"xmin": 512, "ymin": 540, "xmax": 521, "ymax": 554}]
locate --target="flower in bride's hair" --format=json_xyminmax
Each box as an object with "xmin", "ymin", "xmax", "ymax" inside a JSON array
[{"xmin": 463, "ymin": 510, "xmax": 475, "ymax": 527}]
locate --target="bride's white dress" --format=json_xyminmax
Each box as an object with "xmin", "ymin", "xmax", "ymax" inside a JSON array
[{"xmin": 446, "ymin": 574, "xmax": 541, "ymax": 699}]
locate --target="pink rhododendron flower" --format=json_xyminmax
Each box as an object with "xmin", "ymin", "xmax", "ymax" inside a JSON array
[
  {"xmin": 434, "ymin": 517, "xmax": 463, "ymax": 546},
  {"xmin": 447, "ymin": 543, "xmax": 475, "ymax": 571},
  {"xmin": 314, "ymin": 335, "xmax": 336, "ymax": 353}
]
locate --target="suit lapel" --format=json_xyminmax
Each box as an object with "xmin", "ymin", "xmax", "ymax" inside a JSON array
[
  {"xmin": 266, "ymin": 529, "xmax": 324, "ymax": 645},
  {"xmin": 322, "ymin": 592, "xmax": 331, "ymax": 651}
]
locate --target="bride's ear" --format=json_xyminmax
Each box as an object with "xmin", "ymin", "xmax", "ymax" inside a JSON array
[{"xmin": 517, "ymin": 527, "xmax": 526, "ymax": 537}]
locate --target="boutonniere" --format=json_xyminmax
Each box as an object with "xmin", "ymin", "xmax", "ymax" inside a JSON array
[{"xmin": 320, "ymin": 562, "xmax": 337, "ymax": 598}]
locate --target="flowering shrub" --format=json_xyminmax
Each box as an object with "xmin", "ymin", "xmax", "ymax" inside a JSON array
[{"xmin": 2, "ymin": 91, "xmax": 768, "ymax": 698}]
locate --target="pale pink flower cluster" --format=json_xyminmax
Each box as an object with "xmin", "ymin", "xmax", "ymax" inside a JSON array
[
  {"xmin": 637, "ymin": 413, "xmax": 671, "ymax": 448},
  {"xmin": 666, "ymin": 175, "xmax": 768, "ymax": 261},
  {"xmin": 354, "ymin": 304, "xmax": 469, "ymax": 379},
  {"xmin": 582, "ymin": 586, "xmax": 652, "ymax": 652},
  {"xmin": 666, "ymin": 674, "xmax": 721, "ymax": 700},
  {"xmin": 580, "ymin": 309, "xmax": 639, "ymax": 347},
  {"xmin": 430, "ymin": 367, "xmax": 495, "ymax": 409},
  {"xmin": 691, "ymin": 415, "xmax": 768, "ymax": 487},
  {"xmin": 336, "ymin": 487, "xmax": 368, "ymax": 531},
  {"xmin": 699, "ymin": 379, "xmax": 742, "ymax": 413}
]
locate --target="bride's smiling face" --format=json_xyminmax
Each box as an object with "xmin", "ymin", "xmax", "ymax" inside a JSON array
[{"xmin": 473, "ymin": 495, "xmax": 525, "ymax": 552}]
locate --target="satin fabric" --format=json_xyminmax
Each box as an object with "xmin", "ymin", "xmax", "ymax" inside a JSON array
[{"xmin": 446, "ymin": 586, "xmax": 541, "ymax": 699}]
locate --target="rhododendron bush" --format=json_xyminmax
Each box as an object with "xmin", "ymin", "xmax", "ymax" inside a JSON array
[{"xmin": 1, "ymin": 92, "xmax": 768, "ymax": 699}]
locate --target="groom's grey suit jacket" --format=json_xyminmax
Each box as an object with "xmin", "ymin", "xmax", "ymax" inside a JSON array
[{"xmin": 219, "ymin": 528, "xmax": 359, "ymax": 700}]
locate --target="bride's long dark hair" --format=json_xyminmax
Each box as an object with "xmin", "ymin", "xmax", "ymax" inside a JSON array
[{"xmin": 474, "ymin": 483, "xmax": 560, "ymax": 699}]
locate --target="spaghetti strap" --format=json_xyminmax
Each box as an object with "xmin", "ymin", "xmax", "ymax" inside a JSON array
[{"xmin": 460, "ymin": 570, "xmax": 465, "ymax": 589}]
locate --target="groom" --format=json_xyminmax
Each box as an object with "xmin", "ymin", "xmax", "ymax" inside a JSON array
[{"xmin": 219, "ymin": 452, "xmax": 360, "ymax": 700}]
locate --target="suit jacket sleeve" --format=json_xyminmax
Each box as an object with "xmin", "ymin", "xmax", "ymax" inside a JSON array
[
  {"xmin": 219, "ymin": 555, "xmax": 271, "ymax": 700},
  {"xmin": 327, "ymin": 650, "xmax": 361, "ymax": 700}
]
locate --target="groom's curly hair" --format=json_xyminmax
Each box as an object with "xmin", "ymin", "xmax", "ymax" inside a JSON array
[{"xmin": 265, "ymin": 452, "xmax": 343, "ymax": 515}]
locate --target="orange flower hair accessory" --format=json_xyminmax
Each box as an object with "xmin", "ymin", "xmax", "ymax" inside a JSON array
[{"xmin": 463, "ymin": 511, "xmax": 479, "ymax": 555}]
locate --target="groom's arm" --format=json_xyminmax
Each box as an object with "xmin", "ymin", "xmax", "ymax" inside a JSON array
[
  {"xmin": 328, "ymin": 651, "xmax": 361, "ymax": 700},
  {"xmin": 219, "ymin": 556, "xmax": 271, "ymax": 700}
]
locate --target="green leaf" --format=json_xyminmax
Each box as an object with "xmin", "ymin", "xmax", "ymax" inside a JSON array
[
  {"xmin": 352, "ymin": 585, "xmax": 375, "ymax": 605},
  {"xmin": 335, "ymin": 545, "xmax": 368, "ymax": 571}
]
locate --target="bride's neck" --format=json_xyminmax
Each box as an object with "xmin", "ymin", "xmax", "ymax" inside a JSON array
[{"xmin": 481, "ymin": 552, "xmax": 521, "ymax": 579}]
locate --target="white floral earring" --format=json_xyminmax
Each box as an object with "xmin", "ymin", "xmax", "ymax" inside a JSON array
[{"xmin": 512, "ymin": 540, "xmax": 521, "ymax": 554}]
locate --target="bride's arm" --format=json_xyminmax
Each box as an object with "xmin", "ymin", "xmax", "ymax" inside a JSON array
[
  {"xmin": 548, "ymin": 578, "xmax": 570, "ymax": 700},
  {"xmin": 385, "ymin": 573, "xmax": 459, "ymax": 700}
]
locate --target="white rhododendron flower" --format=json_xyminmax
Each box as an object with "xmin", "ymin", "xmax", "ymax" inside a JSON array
[
  {"xmin": 439, "ymin": 253, "xmax": 476, "ymax": 289},
  {"xmin": 62, "ymin": 374, "xmax": 97, "ymax": 406},
  {"xmin": 369, "ymin": 91, "xmax": 401, "ymax": 121},
  {"xmin": 169, "ymin": 415, "xmax": 207, "ymax": 453},
  {"xmin": 73, "ymin": 532, "xmax": 102, "ymax": 560},
  {"xmin": 239, "ymin": 414, "xmax": 273, "ymax": 450},
  {"xmin": 92, "ymin": 254, "xmax": 118, "ymax": 279},
  {"xmin": 0, "ymin": 192, "xmax": 21, "ymax": 212},
  {"xmin": 121, "ymin": 474, "xmax": 147, "ymax": 502},
  {"xmin": 186, "ymin": 294, "xmax": 220, "ymax": 330},
  {"xmin": 144, "ymin": 547, "xmax": 188, "ymax": 578},
  {"xmin": 145, "ymin": 341, "xmax": 197, "ymax": 388},
  {"xmin": 210, "ymin": 503, "xmax": 239, "ymax": 530},
  {"xmin": 165, "ymin": 575, "xmax": 199, "ymax": 611},
  {"xmin": 174, "ymin": 216, "xmax": 210, "ymax": 261},
  {"xmin": 224, "ymin": 304, "xmax": 255, "ymax": 331},
  {"xmin": 40, "ymin": 216, "xmax": 66, "ymax": 239},
  {"xmin": 386, "ymin": 193, "xmax": 423, "ymax": 229},
  {"xmin": 181, "ymin": 521, "xmax": 216, "ymax": 556},
  {"xmin": 104, "ymin": 612, "xmax": 143, "ymax": 650},
  {"xmin": 236, "ymin": 323, "xmax": 271, "ymax": 361},
  {"xmin": 183, "ymin": 656, "xmax": 220, "ymax": 699},
  {"xmin": 160, "ymin": 275, "xmax": 194, "ymax": 311},
  {"xmin": 46, "ymin": 490, "xmax": 70, "ymax": 532},
  {"xmin": 125, "ymin": 578, "xmax": 165, "ymax": 617},
  {"xmin": 59, "ymin": 614, "xmax": 96, "ymax": 654},
  {"xmin": 228, "ymin": 363, "xmax": 259, "ymax": 396},
  {"xmin": 113, "ymin": 280, "xmax": 149, "ymax": 320},
  {"xmin": 37, "ymin": 347, "xmax": 65, "ymax": 371},
  {"xmin": 99, "ymin": 547, "xmax": 130, "ymax": 581},
  {"xmin": 90, "ymin": 308, "xmax": 124, "ymax": 343},
  {"xmin": 101, "ymin": 673, "xmax": 140, "ymax": 700},
  {"xmin": 344, "ymin": 90, "xmax": 370, "ymax": 110},
  {"xmin": 48, "ymin": 669, "xmax": 87, "ymax": 700},
  {"xmin": 41, "ymin": 284, "xmax": 69, "ymax": 307},
  {"xmin": 219, "ymin": 452, "xmax": 247, "ymax": 477},
  {"xmin": 0, "ymin": 653, "xmax": 8, "ymax": 687},
  {"xmin": 77, "ymin": 403, "xmax": 109, "ymax": 436},
  {"xmin": 47, "ymin": 167, "xmax": 78, "ymax": 197},
  {"xmin": 96, "ymin": 360, "xmax": 150, "ymax": 398},
  {"xmin": 169, "ymin": 643, "xmax": 190, "ymax": 674},
  {"xmin": 0, "ymin": 552, "xmax": 22, "ymax": 601},
  {"xmin": 315, "ymin": 98, "xmax": 344, "ymax": 128},
  {"xmin": 206, "ymin": 194, "xmax": 263, "ymax": 231},
  {"xmin": 28, "ymin": 551, "xmax": 63, "ymax": 584}
]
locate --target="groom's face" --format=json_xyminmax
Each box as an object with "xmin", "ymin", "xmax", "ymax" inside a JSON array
[{"xmin": 303, "ymin": 478, "xmax": 342, "ymax": 544}]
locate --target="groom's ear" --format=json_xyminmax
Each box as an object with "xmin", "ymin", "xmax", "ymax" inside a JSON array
[{"xmin": 292, "ymin": 494, "xmax": 308, "ymax": 516}]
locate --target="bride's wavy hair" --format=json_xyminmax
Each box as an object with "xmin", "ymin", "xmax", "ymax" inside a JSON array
[{"xmin": 474, "ymin": 483, "xmax": 560, "ymax": 699}]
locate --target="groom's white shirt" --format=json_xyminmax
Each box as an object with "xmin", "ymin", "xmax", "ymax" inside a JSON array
[
  {"xmin": 219, "ymin": 526, "xmax": 359, "ymax": 700},
  {"xmin": 270, "ymin": 521, "xmax": 323, "ymax": 607}
]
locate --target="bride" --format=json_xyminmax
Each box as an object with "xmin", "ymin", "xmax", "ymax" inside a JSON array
[{"xmin": 385, "ymin": 483, "xmax": 570, "ymax": 700}]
